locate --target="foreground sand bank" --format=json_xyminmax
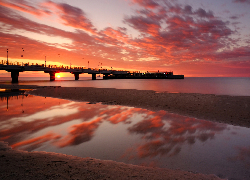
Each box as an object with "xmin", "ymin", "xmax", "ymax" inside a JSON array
[
  {"xmin": 1, "ymin": 84, "xmax": 250, "ymax": 127},
  {"xmin": 0, "ymin": 142, "xmax": 222, "ymax": 180}
]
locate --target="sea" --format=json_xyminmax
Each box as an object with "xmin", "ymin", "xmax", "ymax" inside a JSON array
[
  {"xmin": 1, "ymin": 77, "xmax": 250, "ymax": 179},
  {"xmin": 1, "ymin": 76, "xmax": 250, "ymax": 96}
]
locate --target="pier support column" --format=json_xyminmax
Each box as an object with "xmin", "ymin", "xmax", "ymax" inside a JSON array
[
  {"xmin": 11, "ymin": 71, "xmax": 19, "ymax": 83},
  {"xmin": 103, "ymin": 74, "xmax": 109, "ymax": 79},
  {"xmin": 74, "ymin": 73, "xmax": 80, "ymax": 80},
  {"xmin": 92, "ymin": 74, "xmax": 96, "ymax": 80},
  {"xmin": 49, "ymin": 72, "xmax": 56, "ymax": 81}
]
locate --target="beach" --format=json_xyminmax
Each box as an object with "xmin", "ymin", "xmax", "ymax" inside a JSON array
[{"xmin": 1, "ymin": 83, "xmax": 250, "ymax": 179}]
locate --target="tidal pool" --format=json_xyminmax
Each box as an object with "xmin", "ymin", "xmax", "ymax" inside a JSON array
[{"xmin": 0, "ymin": 94, "xmax": 250, "ymax": 179}]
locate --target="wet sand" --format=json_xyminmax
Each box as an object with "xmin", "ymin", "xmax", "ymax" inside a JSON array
[{"xmin": 1, "ymin": 83, "xmax": 249, "ymax": 179}]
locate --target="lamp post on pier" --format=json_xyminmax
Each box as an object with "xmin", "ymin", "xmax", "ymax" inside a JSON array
[{"xmin": 45, "ymin": 56, "xmax": 46, "ymax": 67}]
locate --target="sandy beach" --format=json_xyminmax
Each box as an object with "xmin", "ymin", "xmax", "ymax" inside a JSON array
[{"xmin": 1, "ymin": 83, "xmax": 249, "ymax": 179}]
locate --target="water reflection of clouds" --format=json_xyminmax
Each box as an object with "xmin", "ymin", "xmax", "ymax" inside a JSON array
[
  {"xmin": 0, "ymin": 95, "xmax": 228, "ymax": 157},
  {"xmin": 11, "ymin": 133, "xmax": 61, "ymax": 152},
  {"xmin": 1, "ymin": 102, "xmax": 78, "ymax": 129},
  {"xmin": 55, "ymin": 117, "xmax": 103, "ymax": 147},
  {"xmin": 124, "ymin": 112, "xmax": 227, "ymax": 159},
  {"xmin": 0, "ymin": 95, "xmax": 145, "ymax": 150}
]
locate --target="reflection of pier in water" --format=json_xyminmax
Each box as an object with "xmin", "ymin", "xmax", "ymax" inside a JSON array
[{"xmin": 0, "ymin": 89, "xmax": 28, "ymax": 111}]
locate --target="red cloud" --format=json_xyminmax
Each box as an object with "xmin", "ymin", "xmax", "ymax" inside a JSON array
[
  {"xmin": 132, "ymin": 0, "xmax": 159, "ymax": 9},
  {"xmin": 124, "ymin": 15, "xmax": 161, "ymax": 36},
  {"xmin": 99, "ymin": 27, "xmax": 130, "ymax": 45},
  {"xmin": 123, "ymin": 3, "xmax": 236, "ymax": 63},
  {"xmin": 1, "ymin": 0, "xmax": 97, "ymax": 35},
  {"xmin": 43, "ymin": 1, "xmax": 97, "ymax": 35},
  {"xmin": 0, "ymin": 0, "xmax": 50, "ymax": 17}
]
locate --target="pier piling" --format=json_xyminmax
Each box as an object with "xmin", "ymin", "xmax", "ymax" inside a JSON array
[
  {"xmin": 49, "ymin": 72, "xmax": 56, "ymax": 81},
  {"xmin": 11, "ymin": 71, "xmax": 19, "ymax": 83},
  {"xmin": 73, "ymin": 73, "xmax": 81, "ymax": 80},
  {"xmin": 92, "ymin": 74, "xmax": 96, "ymax": 80}
]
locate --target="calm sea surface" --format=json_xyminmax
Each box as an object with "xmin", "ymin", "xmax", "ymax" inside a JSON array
[
  {"xmin": 1, "ymin": 94, "xmax": 250, "ymax": 180},
  {"xmin": 1, "ymin": 77, "xmax": 250, "ymax": 96}
]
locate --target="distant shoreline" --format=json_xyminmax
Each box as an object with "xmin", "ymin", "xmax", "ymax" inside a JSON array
[{"xmin": 1, "ymin": 84, "xmax": 250, "ymax": 128}]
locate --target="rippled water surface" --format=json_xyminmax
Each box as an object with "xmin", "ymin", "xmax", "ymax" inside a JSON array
[{"xmin": 1, "ymin": 94, "xmax": 250, "ymax": 179}]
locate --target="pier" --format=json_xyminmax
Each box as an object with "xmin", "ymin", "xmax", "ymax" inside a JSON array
[
  {"xmin": 0, "ymin": 63, "xmax": 129, "ymax": 83},
  {"xmin": 0, "ymin": 62, "xmax": 184, "ymax": 83}
]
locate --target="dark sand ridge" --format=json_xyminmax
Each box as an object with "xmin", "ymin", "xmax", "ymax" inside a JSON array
[{"xmin": 0, "ymin": 83, "xmax": 248, "ymax": 179}]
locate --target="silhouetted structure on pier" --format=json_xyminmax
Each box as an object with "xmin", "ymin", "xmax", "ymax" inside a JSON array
[{"xmin": 104, "ymin": 71, "xmax": 184, "ymax": 79}]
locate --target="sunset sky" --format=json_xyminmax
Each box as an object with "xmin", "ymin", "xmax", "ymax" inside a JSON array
[{"xmin": 0, "ymin": 0, "xmax": 250, "ymax": 77}]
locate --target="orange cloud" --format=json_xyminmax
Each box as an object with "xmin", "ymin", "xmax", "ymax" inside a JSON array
[
  {"xmin": 0, "ymin": 0, "xmax": 50, "ymax": 17},
  {"xmin": 43, "ymin": 1, "xmax": 97, "ymax": 35}
]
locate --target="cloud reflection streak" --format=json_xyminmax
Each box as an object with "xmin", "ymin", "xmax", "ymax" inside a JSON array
[
  {"xmin": 0, "ymin": 95, "xmax": 227, "ymax": 160},
  {"xmin": 126, "ymin": 113, "xmax": 226, "ymax": 159}
]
